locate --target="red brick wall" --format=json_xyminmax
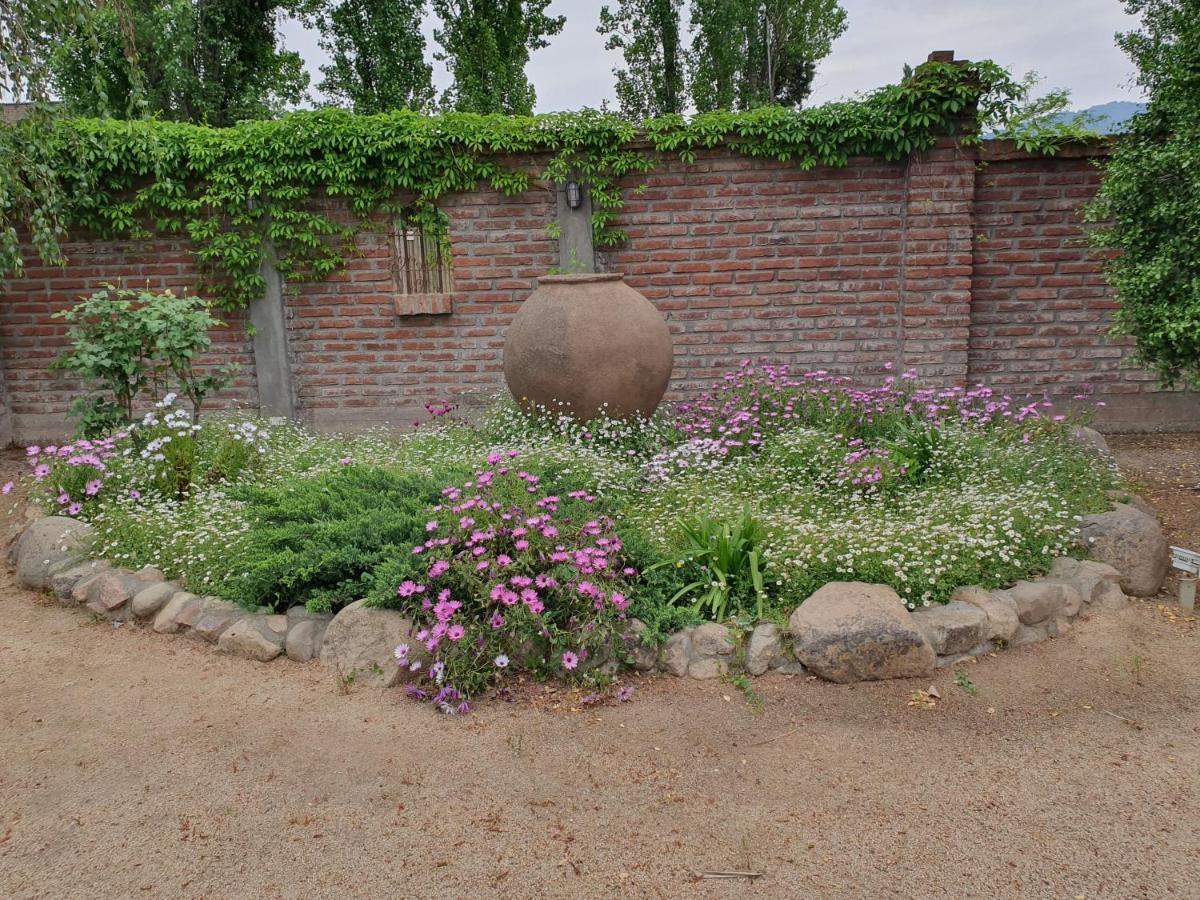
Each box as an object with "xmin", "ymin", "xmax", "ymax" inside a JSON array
[
  {"xmin": 285, "ymin": 178, "xmax": 556, "ymax": 430},
  {"xmin": 2, "ymin": 140, "xmax": 1197, "ymax": 442},
  {"xmin": 0, "ymin": 236, "xmax": 257, "ymax": 442},
  {"xmin": 968, "ymin": 147, "xmax": 1197, "ymax": 428}
]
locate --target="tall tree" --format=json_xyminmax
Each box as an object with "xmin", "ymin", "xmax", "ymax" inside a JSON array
[
  {"xmin": 689, "ymin": 0, "xmax": 847, "ymax": 112},
  {"xmin": 431, "ymin": 0, "xmax": 564, "ymax": 114},
  {"xmin": 1088, "ymin": 0, "xmax": 1200, "ymax": 388},
  {"xmin": 313, "ymin": 0, "xmax": 435, "ymax": 112},
  {"xmin": 597, "ymin": 0, "xmax": 685, "ymax": 120},
  {"xmin": 47, "ymin": 0, "xmax": 312, "ymax": 124}
]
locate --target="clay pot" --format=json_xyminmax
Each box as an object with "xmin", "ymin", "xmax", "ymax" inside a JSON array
[{"xmin": 503, "ymin": 273, "xmax": 673, "ymax": 421}]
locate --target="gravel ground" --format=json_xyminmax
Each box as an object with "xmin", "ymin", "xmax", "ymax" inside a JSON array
[{"xmin": 1, "ymin": 439, "xmax": 1198, "ymax": 899}]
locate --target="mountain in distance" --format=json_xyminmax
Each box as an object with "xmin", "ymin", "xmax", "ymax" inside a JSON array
[{"xmin": 1049, "ymin": 100, "xmax": 1147, "ymax": 134}]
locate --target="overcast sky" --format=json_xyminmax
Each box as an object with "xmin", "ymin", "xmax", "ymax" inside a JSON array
[{"xmin": 280, "ymin": 0, "xmax": 1145, "ymax": 113}]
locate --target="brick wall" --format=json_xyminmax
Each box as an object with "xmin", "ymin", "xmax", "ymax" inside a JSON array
[
  {"xmin": 1, "ymin": 139, "xmax": 1197, "ymax": 443},
  {"xmin": 0, "ymin": 236, "xmax": 257, "ymax": 443},
  {"xmin": 969, "ymin": 143, "xmax": 1198, "ymax": 429}
]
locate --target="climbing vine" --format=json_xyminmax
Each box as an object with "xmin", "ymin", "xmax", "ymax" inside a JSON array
[{"xmin": 1, "ymin": 59, "xmax": 1091, "ymax": 309}]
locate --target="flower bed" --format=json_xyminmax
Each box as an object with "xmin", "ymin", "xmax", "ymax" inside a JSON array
[{"xmin": 5, "ymin": 360, "xmax": 1149, "ymax": 711}]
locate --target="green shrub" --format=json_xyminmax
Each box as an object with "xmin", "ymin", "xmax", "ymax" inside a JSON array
[{"xmin": 217, "ymin": 464, "xmax": 463, "ymax": 613}]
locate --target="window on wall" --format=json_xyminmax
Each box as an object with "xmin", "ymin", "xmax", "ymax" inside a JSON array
[{"xmin": 390, "ymin": 213, "xmax": 454, "ymax": 315}]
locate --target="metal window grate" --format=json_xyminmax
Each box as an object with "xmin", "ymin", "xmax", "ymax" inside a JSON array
[{"xmin": 391, "ymin": 218, "xmax": 454, "ymax": 295}]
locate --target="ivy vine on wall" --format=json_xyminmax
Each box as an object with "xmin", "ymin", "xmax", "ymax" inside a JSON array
[{"xmin": 0, "ymin": 59, "xmax": 1089, "ymax": 310}]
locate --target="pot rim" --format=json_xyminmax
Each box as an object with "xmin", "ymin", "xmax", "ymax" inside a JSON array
[{"xmin": 536, "ymin": 272, "xmax": 625, "ymax": 285}]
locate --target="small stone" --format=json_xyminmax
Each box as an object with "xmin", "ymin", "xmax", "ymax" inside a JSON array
[
  {"xmin": 153, "ymin": 592, "xmax": 201, "ymax": 634},
  {"xmin": 265, "ymin": 614, "xmax": 288, "ymax": 636},
  {"xmin": 691, "ymin": 622, "xmax": 733, "ymax": 657},
  {"xmin": 285, "ymin": 619, "xmax": 330, "ymax": 663},
  {"xmin": 81, "ymin": 573, "xmax": 140, "ymax": 617},
  {"xmin": 1047, "ymin": 557, "xmax": 1128, "ymax": 613},
  {"xmin": 952, "ymin": 586, "xmax": 1020, "ymax": 646},
  {"xmin": 286, "ymin": 605, "xmax": 330, "ymax": 627},
  {"xmin": 910, "ymin": 601, "xmax": 987, "ymax": 655},
  {"xmin": 190, "ymin": 600, "xmax": 245, "ymax": 642},
  {"xmin": 132, "ymin": 566, "xmax": 166, "ymax": 583},
  {"xmin": 789, "ymin": 582, "xmax": 935, "ymax": 683},
  {"xmin": 688, "ymin": 657, "xmax": 728, "ymax": 679},
  {"xmin": 1012, "ymin": 622, "xmax": 1050, "ymax": 647},
  {"xmin": 51, "ymin": 560, "xmax": 109, "ymax": 603},
  {"xmin": 658, "ymin": 629, "xmax": 693, "ymax": 677},
  {"xmin": 745, "ymin": 623, "xmax": 784, "ymax": 676},
  {"xmin": 620, "ymin": 618, "xmax": 658, "ymax": 672},
  {"xmin": 131, "ymin": 582, "xmax": 177, "ymax": 618},
  {"xmin": 218, "ymin": 617, "xmax": 285, "ymax": 662},
  {"xmin": 1000, "ymin": 581, "xmax": 1070, "ymax": 625}
]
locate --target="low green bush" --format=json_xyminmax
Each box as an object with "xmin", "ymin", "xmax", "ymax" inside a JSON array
[{"xmin": 215, "ymin": 464, "xmax": 464, "ymax": 613}]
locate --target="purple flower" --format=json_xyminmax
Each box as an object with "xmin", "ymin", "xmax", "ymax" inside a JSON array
[
  {"xmin": 0, "ymin": 481, "xmax": 12, "ymax": 495},
  {"xmin": 32, "ymin": 464, "xmax": 50, "ymax": 479},
  {"xmin": 561, "ymin": 651, "xmax": 579, "ymax": 671},
  {"xmin": 66, "ymin": 502, "xmax": 83, "ymax": 516},
  {"xmin": 128, "ymin": 489, "xmax": 141, "ymax": 500},
  {"xmin": 617, "ymin": 685, "xmax": 635, "ymax": 702},
  {"xmin": 447, "ymin": 624, "xmax": 466, "ymax": 641},
  {"xmin": 338, "ymin": 457, "xmax": 352, "ymax": 466},
  {"xmin": 84, "ymin": 479, "xmax": 102, "ymax": 496},
  {"xmin": 494, "ymin": 654, "xmax": 509, "ymax": 668},
  {"xmin": 397, "ymin": 580, "xmax": 425, "ymax": 597},
  {"xmin": 489, "ymin": 611, "xmax": 505, "ymax": 629},
  {"xmin": 429, "ymin": 559, "xmax": 450, "ymax": 579},
  {"xmin": 394, "ymin": 643, "xmax": 410, "ymax": 663}
]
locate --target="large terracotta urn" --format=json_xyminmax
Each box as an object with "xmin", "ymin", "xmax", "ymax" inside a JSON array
[{"xmin": 503, "ymin": 273, "xmax": 673, "ymax": 421}]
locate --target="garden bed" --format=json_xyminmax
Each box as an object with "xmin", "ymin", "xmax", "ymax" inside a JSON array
[{"xmin": 2, "ymin": 362, "xmax": 1171, "ymax": 711}]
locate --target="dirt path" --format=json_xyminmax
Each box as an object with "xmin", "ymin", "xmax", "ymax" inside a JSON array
[{"xmin": 1, "ymin": 441, "xmax": 1199, "ymax": 899}]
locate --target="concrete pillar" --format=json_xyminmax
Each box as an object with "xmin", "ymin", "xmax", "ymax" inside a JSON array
[
  {"xmin": 555, "ymin": 177, "xmax": 596, "ymax": 273},
  {"xmin": 249, "ymin": 242, "xmax": 296, "ymax": 419}
]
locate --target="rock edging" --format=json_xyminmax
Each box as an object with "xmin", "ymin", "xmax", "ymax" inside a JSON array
[{"xmin": 6, "ymin": 491, "xmax": 1167, "ymax": 687}]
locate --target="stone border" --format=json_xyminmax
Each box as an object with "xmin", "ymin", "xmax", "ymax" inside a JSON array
[{"xmin": 4, "ymin": 491, "xmax": 1169, "ymax": 688}]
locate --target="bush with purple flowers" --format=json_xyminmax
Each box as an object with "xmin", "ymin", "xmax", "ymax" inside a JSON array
[{"xmin": 383, "ymin": 451, "xmax": 638, "ymax": 707}]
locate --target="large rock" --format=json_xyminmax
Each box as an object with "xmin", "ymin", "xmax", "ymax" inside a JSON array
[
  {"xmin": 1072, "ymin": 426, "xmax": 1112, "ymax": 458},
  {"xmin": 952, "ymin": 586, "xmax": 1020, "ymax": 646},
  {"xmin": 788, "ymin": 582, "xmax": 936, "ymax": 683},
  {"xmin": 910, "ymin": 601, "xmax": 988, "ymax": 656},
  {"xmin": 218, "ymin": 616, "xmax": 285, "ymax": 662},
  {"xmin": 1078, "ymin": 503, "xmax": 1169, "ymax": 596},
  {"xmin": 13, "ymin": 517, "xmax": 95, "ymax": 590},
  {"xmin": 688, "ymin": 657, "xmax": 729, "ymax": 680},
  {"xmin": 318, "ymin": 599, "xmax": 421, "ymax": 687},
  {"xmin": 1047, "ymin": 557, "xmax": 1129, "ymax": 613},
  {"xmin": 745, "ymin": 623, "xmax": 786, "ymax": 676}
]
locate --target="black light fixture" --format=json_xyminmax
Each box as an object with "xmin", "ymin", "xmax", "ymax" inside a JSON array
[{"xmin": 565, "ymin": 179, "xmax": 582, "ymax": 209}]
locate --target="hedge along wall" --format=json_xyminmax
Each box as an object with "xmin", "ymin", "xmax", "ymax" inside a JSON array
[{"xmin": 1, "ymin": 137, "xmax": 1197, "ymax": 443}]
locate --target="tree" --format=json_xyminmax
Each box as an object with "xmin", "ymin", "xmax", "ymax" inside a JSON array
[
  {"xmin": 47, "ymin": 0, "xmax": 312, "ymax": 124},
  {"xmin": 689, "ymin": 0, "xmax": 847, "ymax": 112},
  {"xmin": 312, "ymin": 0, "xmax": 435, "ymax": 112},
  {"xmin": 597, "ymin": 0, "xmax": 685, "ymax": 120},
  {"xmin": 1087, "ymin": 0, "xmax": 1200, "ymax": 388},
  {"xmin": 431, "ymin": 0, "xmax": 564, "ymax": 114}
]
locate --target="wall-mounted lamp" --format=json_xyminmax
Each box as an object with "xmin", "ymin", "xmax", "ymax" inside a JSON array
[{"xmin": 565, "ymin": 179, "xmax": 583, "ymax": 209}]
